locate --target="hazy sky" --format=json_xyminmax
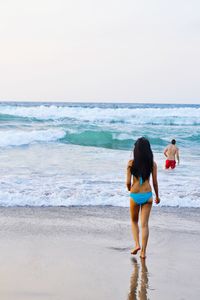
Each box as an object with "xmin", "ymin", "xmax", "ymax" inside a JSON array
[{"xmin": 0, "ymin": 0, "xmax": 200, "ymax": 103}]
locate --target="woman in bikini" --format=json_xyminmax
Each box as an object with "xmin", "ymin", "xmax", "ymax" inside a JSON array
[{"xmin": 126, "ymin": 137, "xmax": 160, "ymax": 259}]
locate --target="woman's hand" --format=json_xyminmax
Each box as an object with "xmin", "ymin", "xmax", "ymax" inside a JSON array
[{"xmin": 155, "ymin": 197, "xmax": 160, "ymax": 204}]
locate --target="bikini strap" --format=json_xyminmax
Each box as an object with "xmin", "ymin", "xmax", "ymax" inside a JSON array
[{"xmin": 139, "ymin": 177, "xmax": 143, "ymax": 185}]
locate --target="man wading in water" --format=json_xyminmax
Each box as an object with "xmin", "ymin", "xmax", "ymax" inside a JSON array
[{"xmin": 164, "ymin": 139, "xmax": 180, "ymax": 169}]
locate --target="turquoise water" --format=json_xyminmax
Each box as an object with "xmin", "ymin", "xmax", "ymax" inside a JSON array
[
  {"xmin": 0, "ymin": 102, "xmax": 200, "ymax": 151},
  {"xmin": 0, "ymin": 102, "xmax": 199, "ymax": 207}
]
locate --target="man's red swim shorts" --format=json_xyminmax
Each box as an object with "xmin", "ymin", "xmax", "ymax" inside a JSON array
[{"xmin": 165, "ymin": 160, "xmax": 176, "ymax": 169}]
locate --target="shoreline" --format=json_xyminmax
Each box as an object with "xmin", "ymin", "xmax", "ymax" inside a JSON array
[{"xmin": 0, "ymin": 206, "xmax": 199, "ymax": 299}]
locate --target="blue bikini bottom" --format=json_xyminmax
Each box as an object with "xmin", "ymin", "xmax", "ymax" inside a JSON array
[{"xmin": 130, "ymin": 191, "xmax": 152, "ymax": 205}]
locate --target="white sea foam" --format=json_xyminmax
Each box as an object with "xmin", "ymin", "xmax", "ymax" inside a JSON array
[
  {"xmin": 0, "ymin": 104, "xmax": 200, "ymax": 125},
  {"xmin": 114, "ymin": 133, "xmax": 131, "ymax": 140},
  {"xmin": 0, "ymin": 144, "xmax": 199, "ymax": 208},
  {"xmin": 0, "ymin": 128, "xmax": 65, "ymax": 147}
]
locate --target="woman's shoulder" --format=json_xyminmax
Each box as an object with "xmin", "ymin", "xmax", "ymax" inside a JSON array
[{"xmin": 127, "ymin": 159, "xmax": 134, "ymax": 168}]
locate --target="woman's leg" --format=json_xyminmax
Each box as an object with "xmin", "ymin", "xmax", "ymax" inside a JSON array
[
  {"xmin": 140, "ymin": 200, "xmax": 152, "ymax": 258},
  {"xmin": 130, "ymin": 199, "xmax": 141, "ymax": 253}
]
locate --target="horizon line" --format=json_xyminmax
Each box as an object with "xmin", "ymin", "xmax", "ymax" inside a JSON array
[{"xmin": 0, "ymin": 99, "xmax": 200, "ymax": 105}]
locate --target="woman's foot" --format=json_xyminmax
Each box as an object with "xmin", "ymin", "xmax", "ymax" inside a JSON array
[
  {"xmin": 140, "ymin": 250, "xmax": 146, "ymax": 259},
  {"xmin": 131, "ymin": 246, "xmax": 141, "ymax": 255}
]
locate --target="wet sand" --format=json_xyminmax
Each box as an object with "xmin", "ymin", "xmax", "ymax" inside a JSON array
[{"xmin": 0, "ymin": 206, "xmax": 199, "ymax": 300}]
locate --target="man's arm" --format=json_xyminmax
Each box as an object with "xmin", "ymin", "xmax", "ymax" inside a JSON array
[
  {"xmin": 164, "ymin": 146, "xmax": 168, "ymax": 158},
  {"xmin": 176, "ymin": 148, "xmax": 180, "ymax": 165}
]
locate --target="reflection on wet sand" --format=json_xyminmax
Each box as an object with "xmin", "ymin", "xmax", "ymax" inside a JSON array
[{"xmin": 128, "ymin": 258, "xmax": 149, "ymax": 300}]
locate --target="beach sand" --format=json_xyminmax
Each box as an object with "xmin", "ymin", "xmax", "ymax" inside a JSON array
[{"xmin": 0, "ymin": 206, "xmax": 199, "ymax": 300}]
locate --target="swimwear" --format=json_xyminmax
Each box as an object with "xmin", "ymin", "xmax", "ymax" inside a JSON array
[
  {"xmin": 130, "ymin": 191, "xmax": 153, "ymax": 205},
  {"xmin": 130, "ymin": 176, "xmax": 152, "ymax": 205},
  {"xmin": 165, "ymin": 159, "xmax": 176, "ymax": 169}
]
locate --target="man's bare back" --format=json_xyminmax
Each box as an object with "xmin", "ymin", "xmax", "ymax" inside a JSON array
[{"xmin": 164, "ymin": 139, "xmax": 179, "ymax": 169}]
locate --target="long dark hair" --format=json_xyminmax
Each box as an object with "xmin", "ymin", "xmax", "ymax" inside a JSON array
[{"xmin": 131, "ymin": 137, "xmax": 153, "ymax": 181}]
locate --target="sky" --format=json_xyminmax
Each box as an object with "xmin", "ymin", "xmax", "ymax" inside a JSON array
[{"xmin": 0, "ymin": 0, "xmax": 200, "ymax": 103}]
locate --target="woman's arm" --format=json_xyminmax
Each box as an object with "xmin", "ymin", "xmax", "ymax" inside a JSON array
[
  {"xmin": 152, "ymin": 162, "xmax": 160, "ymax": 204},
  {"xmin": 126, "ymin": 160, "xmax": 133, "ymax": 191}
]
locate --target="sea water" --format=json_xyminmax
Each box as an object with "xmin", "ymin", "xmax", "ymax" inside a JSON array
[{"xmin": 0, "ymin": 102, "xmax": 199, "ymax": 207}]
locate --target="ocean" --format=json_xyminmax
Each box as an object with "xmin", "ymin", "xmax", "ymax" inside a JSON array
[{"xmin": 0, "ymin": 102, "xmax": 199, "ymax": 207}]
